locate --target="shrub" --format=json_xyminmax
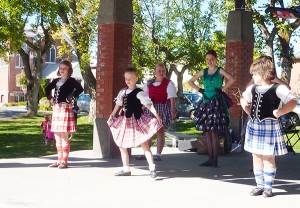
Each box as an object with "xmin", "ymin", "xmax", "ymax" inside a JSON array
[
  {"xmin": 18, "ymin": 101, "xmax": 27, "ymax": 106},
  {"xmin": 39, "ymin": 103, "xmax": 52, "ymax": 111},
  {"xmin": 39, "ymin": 97, "xmax": 50, "ymax": 105},
  {"xmin": 5, "ymin": 102, "xmax": 18, "ymax": 107}
]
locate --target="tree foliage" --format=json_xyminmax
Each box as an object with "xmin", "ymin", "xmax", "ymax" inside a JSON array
[
  {"xmin": 0, "ymin": 0, "xmax": 60, "ymax": 115},
  {"xmin": 132, "ymin": 0, "xmax": 230, "ymax": 95},
  {"xmin": 246, "ymin": 0, "xmax": 300, "ymax": 82},
  {"xmin": 54, "ymin": 0, "xmax": 100, "ymax": 121}
]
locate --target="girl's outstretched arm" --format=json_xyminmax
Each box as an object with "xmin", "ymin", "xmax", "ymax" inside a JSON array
[{"xmin": 110, "ymin": 105, "xmax": 121, "ymax": 117}]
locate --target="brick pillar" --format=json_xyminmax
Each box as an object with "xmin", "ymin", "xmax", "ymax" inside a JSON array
[
  {"xmin": 93, "ymin": 0, "xmax": 133, "ymax": 158},
  {"xmin": 225, "ymin": 9, "xmax": 254, "ymax": 141}
]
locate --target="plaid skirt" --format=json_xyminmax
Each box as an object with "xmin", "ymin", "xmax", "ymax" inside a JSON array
[
  {"xmin": 51, "ymin": 103, "xmax": 76, "ymax": 133},
  {"xmin": 244, "ymin": 118, "xmax": 287, "ymax": 156},
  {"xmin": 144, "ymin": 102, "xmax": 172, "ymax": 128},
  {"xmin": 107, "ymin": 114, "xmax": 163, "ymax": 148}
]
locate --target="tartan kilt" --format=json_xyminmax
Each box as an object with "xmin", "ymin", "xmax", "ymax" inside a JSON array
[
  {"xmin": 244, "ymin": 118, "xmax": 287, "ymax": 156},
  {"xmin": 107, "ymin": 114, "xmax": 163, "ymax": 148},
  {"xmin": 144, "ymin": 102, "xmax": 172, "ymax": 128},
  {"xmin": 51, "ymin": 103, "xmax": 76, "ymax": 133}
]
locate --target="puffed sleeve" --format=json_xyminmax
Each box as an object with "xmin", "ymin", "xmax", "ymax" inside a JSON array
[
  {"xmin": 167, "ymin": 81, "xmax": 177, "ymax": 99},
  {"xmin": 276, "ymin": 85, "xmax": 296, "ymax": 104},
  {"xmin": 136, "ymin": 91, "xmax": 153, "ymax": 106},
  {"xmin": 115, "ymin": 89, "xmax": 125, "ymax": 106},
  {"xmin": 242, "ymin": 84, "xmax": 254, "ymax": 103}
]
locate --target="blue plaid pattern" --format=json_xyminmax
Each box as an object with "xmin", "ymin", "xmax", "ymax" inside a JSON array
[{"xmin": 244, "ymin": 119, "xmax": 288, "ymax": 155}]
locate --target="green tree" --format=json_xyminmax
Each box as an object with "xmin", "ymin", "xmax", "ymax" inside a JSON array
[
  {"xmin": 132, "ymin": 0, "xmax": 228, "ymax": 95},
  {"xmin": 246, "ymin": 0, "xmax": 300, "ymax": 82},
  {"xmin": 54, "ymin": 0, "xmax": 99, "ymax": 121},
  {"xmin": 0, "ymin": 0, "xmax": 60, "ymax": 115}
]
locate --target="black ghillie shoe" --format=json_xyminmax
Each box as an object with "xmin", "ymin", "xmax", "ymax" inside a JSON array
[
  {"xmin": 135, "ymin": 155, "xmax": 146, "ymax": 160},
  {"xmin": 249, "ymin": 187, "xmax": 264, "ymax": 196},
  {"xmin": 153, "ymin": 155, "xmax": 162, "ymax": 161},
  {"xmin": 114, "ymin": 170, "xmax": 131, "ymax": 176},
  {"xmin": 199, "ymin": 160, "xmax": 213, "ymax": 167}
]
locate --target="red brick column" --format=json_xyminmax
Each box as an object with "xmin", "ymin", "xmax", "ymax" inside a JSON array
[
  {"xmin": 96, "ymin": 24, "xmax": 132, "ymax": 119},
  {"xmin": 225, "ymin": 10, "xmax": 254, "ymax": 141},
  {"xmin": 226, "ymin": 41, "xmax": 253, "ymax": 119},
  {"xmin": 94, "ymin": 0, "xmax": 133, "ymax": 158}
]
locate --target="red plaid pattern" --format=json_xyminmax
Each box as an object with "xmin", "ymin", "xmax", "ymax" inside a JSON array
[
  {"xmin": 107, "ymin": 114, "xmax": 163, "ymax": 148},
  {"xmin": 51, "ymin": 103, "xmax": 76, "ymax": 133}
]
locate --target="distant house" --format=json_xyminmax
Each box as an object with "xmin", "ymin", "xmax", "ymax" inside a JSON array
[
  {"xmin": 290, "ymin": 51, "xmax": 300, "ymax": 99},
  {"xmin": 0, "ymin": 35, "xmax": 96, "ymax": 104},
  {"xmin": 0, "ymin": 54, "xmax": 25, "ymax": 103}
]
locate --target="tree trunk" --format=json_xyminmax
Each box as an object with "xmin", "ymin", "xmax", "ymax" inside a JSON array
[
  {"xmin": 170, "ymin": 64, "xmax": 188, "ymax": 96},
  {"xmin": 75, "ymin": 51, "xmax": 97, "ymax": 122},
  {"xmin": 278, "ymin": 35, "xmax": 292, "ymax": 83}
]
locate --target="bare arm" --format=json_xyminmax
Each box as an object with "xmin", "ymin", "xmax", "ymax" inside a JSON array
[
  {"xmin": 110, "ymin": 105, "xmax": 122, "ymax": 117},
  {"xmin": 169, "ymin": 97, "xmax": 176, "ymax": 120},
  {"xmin": 240, "ymin": 97, "xmax": 251, "ymax": 115},
  {"xmin": 220, "ymin": 68, "xmax": 236, "ymax": 92},
  {"xmin": 188, "ymin": 71, "xmax": 204, "ymax": 92}
]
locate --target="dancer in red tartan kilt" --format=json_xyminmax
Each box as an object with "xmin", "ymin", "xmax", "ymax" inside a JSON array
[
  {"xmin": 107, "ymin": 67, "xmax": 163, "ymax": 178},
  {"xmin": 45, "ymin": 60, "xmax": 83, "ymax": 169}
]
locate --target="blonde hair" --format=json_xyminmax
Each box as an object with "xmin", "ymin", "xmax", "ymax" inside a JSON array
[
  {"xmin": 249, "ymin": 56, "xmax": 275, "ymax": 81},
  {"xmin": 124, "ymin": 67, "xmax": 139, "ymax": 76}
]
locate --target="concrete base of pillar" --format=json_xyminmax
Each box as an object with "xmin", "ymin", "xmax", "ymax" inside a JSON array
[{"xmin": 93, "ymin": 118, "xmax": 110, "ymax": 158}]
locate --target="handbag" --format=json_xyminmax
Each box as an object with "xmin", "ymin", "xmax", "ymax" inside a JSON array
[{"xmin": 222, "ymin": 91, "xmax": 234, "ymax": 108}]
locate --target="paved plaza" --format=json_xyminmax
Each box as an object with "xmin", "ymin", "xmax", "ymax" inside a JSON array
[{"xmin": 0, "ymin": 147, "xmax": 300, "ymax": 208}]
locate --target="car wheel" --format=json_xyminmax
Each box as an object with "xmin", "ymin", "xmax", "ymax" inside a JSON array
[{"xmin": 189, "ymin": 109, "xmax": 195, "ymax": 120}]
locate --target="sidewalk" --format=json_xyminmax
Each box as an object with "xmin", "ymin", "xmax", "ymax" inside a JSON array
[{"xmin": 0, "ymin": 147, "xmax": 300, "ymax": 208}]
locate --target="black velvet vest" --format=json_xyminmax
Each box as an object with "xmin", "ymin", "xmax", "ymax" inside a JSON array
[
  {"xmin": 250, "ymin": 84, "xmax": 281, "ymax": 121},
  {"xmin": 123, "ymin": 88, "xmax": 143, "ymax": 119}
]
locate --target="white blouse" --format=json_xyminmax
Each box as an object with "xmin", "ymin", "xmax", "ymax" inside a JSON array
[
  {"xmin": 115, "ymin": 88, "xmax": 153, "ymax": 107},
  {"xmin": 143, "ymin": 80, "xmax": 177, "ymax": 99},
  {"xmin": 243, "ymin": 84, "xmax": 295, "ymax": 104}
]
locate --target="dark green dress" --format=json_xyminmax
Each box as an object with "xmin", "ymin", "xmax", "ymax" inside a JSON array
[{"xmin": 193, "ymin": 68, "xmax": 229, "ymax": 132}]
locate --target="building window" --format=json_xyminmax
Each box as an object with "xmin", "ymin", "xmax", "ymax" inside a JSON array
[
  {"xmin": 15, "ymin": 54, "xmax": 23, "ymax": 67},
  {"xmin": 45, "ymin": 46, "xmax": 56, "ymax": 63}
]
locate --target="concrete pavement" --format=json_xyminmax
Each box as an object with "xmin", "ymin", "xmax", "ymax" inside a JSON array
[{"xmin": 0, "ymin": 147, "xmax": 300, "ymax": 208}]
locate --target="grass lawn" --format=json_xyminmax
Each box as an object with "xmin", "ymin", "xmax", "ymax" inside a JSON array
[
  {"xmin": 1, "ymin": 116, "xmax": 299, "ymax": 159},
  {"xmin": 0, "ymin": 114, "xmax": 93, "ymax": 159}
]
